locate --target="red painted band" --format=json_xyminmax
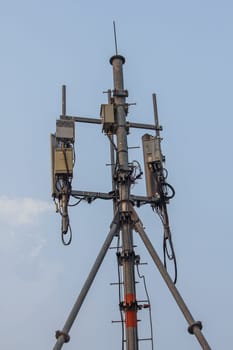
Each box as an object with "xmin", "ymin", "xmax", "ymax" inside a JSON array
[
  {"xmin": 124, "ymin": 293, "xmax": 137, "ymax": 328},
  {"xmin": 124, "ymin": 293, "xmax": 135, "ymax": 303},
  {"xmin": 125, "ymin": 310, "xmax": 137, "ymax": 328}
]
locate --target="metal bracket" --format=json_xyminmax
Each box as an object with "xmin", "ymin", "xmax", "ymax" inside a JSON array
[
  {"xmin": 113, "ymin": 89, "xmax": 128, "ymax": 97},
  {"xmin": 117, "ymin": 251, "xmax": 139, "ymax": 265},
  {"xmin": 188, "ymin": 321, "xmax": 203, "ymax": 334},
  {"xmin": 119, "ymin": 300, "xmax": 137, "ymax": 311},
  {"xmin": 55, "ymin": 331, "xmax": 70, "ymax": 343}
]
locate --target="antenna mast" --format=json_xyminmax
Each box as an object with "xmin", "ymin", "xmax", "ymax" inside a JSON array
[
  {"xmin": 50, "ymin": 26, "xmax": 212, "ymax": 350},
  {"xmin": 110, "ymin": 53, "xmax": 138, "ymax": 350}
]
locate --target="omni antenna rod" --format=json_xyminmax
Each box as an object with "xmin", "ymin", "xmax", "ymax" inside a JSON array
[
  {"xmin": 62, "ymin": 85, "xmax": 66, "ymax": 116},
  {"xmin": 152, "ymin": 93, "xmax": 160, "ymax": 137},
  {"xmin": 113, "ymin": 21, "xmax": 118, "ymax": 55}
]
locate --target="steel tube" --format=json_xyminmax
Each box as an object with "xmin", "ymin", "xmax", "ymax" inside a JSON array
[
  {"xmin": 129, "ymin": 122, "xmax": 156, "ymax": 130},
  {"xmin": 53, "ymin": 214, "xmax": 119, "ymax": 350},
  {"xmin": 60, "ymin": 115, "xmax": 102, "ymax": 124},
  {"xmin": 62, "ymin": 85, "xmax": 66, "ymax": 116},
  {"xmin": 60, "ymin": 115, "xmax": 156, "ymax": 130},
  {"xmin": 71, "ymin": 190, "xmax": 160, "ymax": 206},
  {"xmin": 107, "ymin": 89, "xmax": 117, "ymax": 214},
  {"xmin": 152, "ymin": 93, "xmax": 159, "ymax": 137},
  {"xmin": 71, "ymin": 190, "xmax": 114, "ymax": 200},
  {"xmin": 131, "ymin": 207, "xmax": 211, "ymax": 350},
  {"xmin": 110, "ymin": 55, "xmax": 139, "ymax": 350}
]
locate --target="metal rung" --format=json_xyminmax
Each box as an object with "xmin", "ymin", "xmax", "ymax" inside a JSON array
[
  {"xmin": 109, "ymin": 244, "xmax": 137, "ymax": 250},
  {"xmin": 138, "ymin": 338, "xmax": 153, "ymax": 342},
  {"xmin": 110, "ymin": 281, "xmax": 139, "ymax": 285},
  {"xmin": 109, "ymin": 246, "xmax": 122, "ymax": 249},
  {"xmin": 123, "ymin": 337, "xmax": 153, "ymax": 342}
]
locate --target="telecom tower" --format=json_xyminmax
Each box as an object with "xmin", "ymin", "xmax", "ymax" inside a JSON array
[{"xmin": 50, "ymin": 30, "xmax": 211, "ymax": 350}]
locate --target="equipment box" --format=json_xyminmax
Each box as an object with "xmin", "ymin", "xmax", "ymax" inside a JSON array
[{"xmin": 54, "ymin": 148, "xmax": 73, "ymax": 175}]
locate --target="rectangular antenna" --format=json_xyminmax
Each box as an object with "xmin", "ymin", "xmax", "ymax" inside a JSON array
[{"xmin": 50, "ymin": 133, "xmax": 56, "ymax": 197}]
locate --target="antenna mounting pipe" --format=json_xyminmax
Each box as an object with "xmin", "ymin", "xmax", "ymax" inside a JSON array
[{"xmin": 62, "ymin": 85, "xmax": 66, "ymax": 116}]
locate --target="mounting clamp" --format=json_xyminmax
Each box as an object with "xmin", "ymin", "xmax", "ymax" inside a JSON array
[
  {"xmin": 188, "ymin": 321, "xmax": 203, "ymax": 334},
  {"xmin": 55, "ymin": 330, "xmax": 70, "ymax": 343}
]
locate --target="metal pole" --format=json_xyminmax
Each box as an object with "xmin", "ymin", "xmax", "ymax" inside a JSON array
[
  {"xmin": 152, "ymin": 93, "xmax": 159, "ymax": 137},
  {"xmin": 62, "ymin": 85, "xmax": 66, "ymax": 116},
  {"xmin": 131, "ymin": 206, "xmax": 211, "ymax": 350},
  {"xmin": 60, "ymin": 115, "xmax": 156, "ymax": 130},
  {"xmin": 53, "ymin": 213, "xmax": 119, "ymax": 350},
  {"xmin": 60, "ymin": 85, "xmax": 69, "ymax": 237},
  {"xmin": 107, "ymin": 89, "xmax": 117, "ymax": 214},
  {"xmin": 110, "ymin": 55, "xmax": 139, "ymax": 350}
]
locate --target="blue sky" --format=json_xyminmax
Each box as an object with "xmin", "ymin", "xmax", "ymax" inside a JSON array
[{"xmin": 0, "ymin": 1, "xmax": 233, "ymax": 349}]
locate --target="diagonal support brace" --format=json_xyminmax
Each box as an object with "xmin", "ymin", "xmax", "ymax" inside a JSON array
[
  {"xmin": 53, "ymin": 211, "xmax": 120, "ymax": 350},
  {"xmin": 130, "ymin": 206, "xmax": 212, "ymax": 350}
]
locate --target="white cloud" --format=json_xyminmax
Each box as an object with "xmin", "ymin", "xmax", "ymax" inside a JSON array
[{"xmin": 0, "ymin": 196, "xmax": 53, "ymax": 226}]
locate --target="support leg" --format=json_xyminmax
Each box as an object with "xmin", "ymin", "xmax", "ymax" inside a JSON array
[
  {"xmin": 131, "ymin": 207, "xmax": 211, "ymax": 350},
  {"xmin": 53, "ymin": 212, "xmax": 120, "ymax": 350}
]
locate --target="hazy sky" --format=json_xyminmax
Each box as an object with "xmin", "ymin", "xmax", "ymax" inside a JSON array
[{"xmin": 0, "ymin": 1, "xmax": 233, "ymax": 349}]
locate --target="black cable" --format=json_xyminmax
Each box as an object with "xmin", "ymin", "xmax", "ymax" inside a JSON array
[
  {"xmin": 136, "ymin": 264, "xmax": 154, "ymax": 350},
  {"xmin": 116, "ymin": 234, "xmax": 124, "ymax": 350},
  {"xmin": 57, "ymin": 190, "xmax": 72, "ymax": 246},
  {"xmin": 107, "ymin": 134, "xmax": 118, "ymax": 151},
  {"xmin": 154, "ymin": 205, "xmax": 178, "ymax": 284},
  {"xmin": 68, "ymin": 198, "xmax": 83, "ymax": 207},
  {"xmin": 71, "ymin": 195, "xmax": 82, "ymax": 200},
  {"xmin": 61, "ymin": 223, "xmax": 72, "ymax": 246},
  {"xmin": 161, "ymin": 182, "xmax": 175, "ymax": 200},
  {"xmin": 131, "ymin": 160, "xmax": 143, "ymax": 181},
  {"xmin": 96, "ymin": 195, "xmax": 114, "ymax": 200},
  {"xmin": 163, "ymin": 231, "xmax": 177, "ymax": 284}
]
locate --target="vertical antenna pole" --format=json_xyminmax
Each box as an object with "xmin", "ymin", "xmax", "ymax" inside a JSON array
[
  {"xmin": 62, "ymin": 85, "xmax": 66, "ymax": 116},
  {"xmin": 108, "ymin": 89, "xmax": 117, "ymax": 213},
  {"xmin": 152, "ymin": 93, "xmax": 159, "ymax": 137},
  {"xmin": 110, "ymin": 54, "xmax": 139, "ymax": 350},
  {"xmin": 113, "ymin": 21, "xmax": 118, "ymax": 55},
  {"xmin": 61, "ymin": 84, "xmax": 68, "ymax": 237}
]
